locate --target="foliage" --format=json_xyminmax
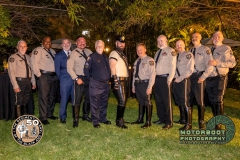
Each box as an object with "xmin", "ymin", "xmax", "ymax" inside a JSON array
[{"xmin": 0, "ymin": 5, "xmax": 11, "ymax": 45}]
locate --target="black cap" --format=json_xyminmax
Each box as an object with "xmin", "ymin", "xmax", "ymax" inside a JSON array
[{"xmin": 116, "ymin": 36, "xmax": 125, "ymax": 43}]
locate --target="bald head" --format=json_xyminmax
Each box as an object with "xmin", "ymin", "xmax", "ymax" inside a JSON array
[
  {"xmin": 192, "ymin": 32, "xmax": 202, "ymax": 47},
  {"xmin": 175, "ymin": 39, "xmax": 185, "ymax": 53},
  {"xmin": 157, "ymin": 35, "xmax": 168, "ymax": 49},
  {"xmin": 212, "ymin": 31, "xmax": 224, "ymax": 46}
]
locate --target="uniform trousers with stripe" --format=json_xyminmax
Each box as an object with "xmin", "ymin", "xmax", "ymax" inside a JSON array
[
  {"xmin": 135, "ymin": 82, "xmax": 151, "ymax": 106},
  {"xmin": 154, "ymin": 77, "xmax": 172, "ymax": 125},
  {"xmin": 206, "ymin": 75, "xmax": 228, "ymax": 105},
  {"xmin": 173, "ymin": 78, "xmax": 191, "ymax": 109},
  {"xmin": 15, "ymin": 79, "xmax": 32, "ymax": 106},
  {"xmin": 73, "ymin": 76, "xmax": 89, "ymax": 106},
  {"xmin": 190, "ymin": 73, "xmax": 205, "ymax": 108}
]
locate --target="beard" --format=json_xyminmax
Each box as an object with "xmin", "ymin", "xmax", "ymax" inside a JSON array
[{"xmin": 116, "ymin": 46, "xmax": 125, "ymax": 52}]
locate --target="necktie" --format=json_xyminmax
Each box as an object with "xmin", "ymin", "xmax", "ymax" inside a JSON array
[
  {"xmin": 82, "ymin": 50, "xmax": 88, "ymax": 60},
  {"xmin": 192, "ymin": 48, "xmax": 196, "ymax": 57},
  {"xmin": 24, "ymin": 55, "xmax": 29, "ymax": 78},
  {"xmin": 45, "ymin": 49, "xmax": 55, "ymax": 61},
  {"xmin": 155, "ymin": 49, "xmax": 162, "ymax": 64},
  {"xmin": 211, "ymin": 47, "xmax": 216, "ymax": 54},
  {"xmin": 211, "ymin": 47, "xmax": 219, "ymax": 75},
  {"xmin": 135, "ymin": 58, "xmax": 141, "ymax": 78}
]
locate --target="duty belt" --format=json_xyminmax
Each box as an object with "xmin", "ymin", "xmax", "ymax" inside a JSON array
[
  {"xmin": 156, "ymin": 74, "xmax": 169, "ymax": 78},
  {"xmin": 117, "ymin": 77, "xmax": 128, "ymax": 81},
  {"xmin": 207, "ymin": 74, "xmax": 227, "ymax": 81},
  {"xmin": 92, "ymin": 77, "xmax": 109, "ymax": 83},
  {"xmin": 16, "ymin": 77, "xmax": 31, "ymax": 81},
  {"xmin": 192, "ymin": 71, "xmax": 204, "ymax": 75},
  {"xmin": 40, "ymin": 70, "xmax": 56, "ymax": 76},
  {"xmin": 135, "ymin": 79, "xmax": 149, "ymax": 83}
]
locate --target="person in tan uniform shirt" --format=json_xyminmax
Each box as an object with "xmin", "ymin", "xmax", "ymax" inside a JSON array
[
  {"xmin": 31, "ymin": 36, "xmax": 58, "ymax": 125},
  {"xmin": 132, "ymin": 43, "xmax": 156, "ymax": 129},
  {"xmin": 153, "ymin": 35, "xmax": 176, "ymax": 130},
  {"xmin": 172, "ymin": 39, "xmax": 194, "ymax": 130},
  {"xmin": 206, "ymin": 31, "xmax": 236, "ymax": 130},
  {"xmin": 8, "ymin": 40, "xmax": 36, "ymax": 117},
  {"xmin": 189, "ymin": 32, "xmax": 214, "ymax": 130},
  {"xmin": 67, "ymin": 36, "xmax": 92, "ymax": 127}
]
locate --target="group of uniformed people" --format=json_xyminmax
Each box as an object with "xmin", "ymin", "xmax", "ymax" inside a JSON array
[{"xmin": 8, "ymin": 31, "xmax": 236, "ymax": 130}]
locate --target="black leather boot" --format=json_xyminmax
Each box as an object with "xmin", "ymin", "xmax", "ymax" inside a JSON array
[
  {"xmin": 174, "ymin": 106, "xmax": 186, "ymax": 124},
  {"xmin": 131, "ymin": 104, "xmax": 145, "ymax": 124},
  {"xmin": 179, "ymin": 107, "xmax": 192, "ymax": 130},
  {"xmin": 116, "ymin": 106, "xmax": 128, "ymax": 129},
  {"xmin": 141, "ymin": 104, "xmax": 152, "ymax": 128},
  {"xmin": 82, "ymin": 102, "xmax": 92, "ymax": 122},
  {"xmin": 23, "ymin": 104, "xmax": 28, "ymax": 115},
  {"xmin": 215, "ymin": 103, "xmax": 224, "ymax": 130},
  {"xmin": 211, "ymin": 103, "xmax": 217, "ymax": 117},
  {"xmin": 198, "ymin": 105, "xmax": 205, "ymax": 129},
  {"xmin": 16, "ymin": 105, "xmax": 21, "ymax": 117},
  {"xmin": 73, "ymin": 105, "xmax": 79, "ymax": 128}
]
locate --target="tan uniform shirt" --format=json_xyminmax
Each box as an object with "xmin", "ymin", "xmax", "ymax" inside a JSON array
[
  {"xmin": 67, "ymin": 48, "xmax": 92, "ymax": 80},
  {"xmin": 190, "ymin": 45, "xmax": 214, "ymax": 80},
  {"xmin": 132, "ymin": 55, "xmax": 156, "ymax": 89},
  {"xmin": 154, "ymin": 47, "xmax": 176, "ymax": 82},
  {"xmin": 8, "ymin": 52, "xmax": 36, "ymax": 89},
  {"xmin": 31, "ymin": 46, "xmax": 56, "ymax": 77},
  {"xmin": 209, "ymin": 44, "xmax": 236, "ymax": 77},
  {"xmin": 109, "ymin": 50, "xmax": 128, "ymax": 77},
  {"xmin": 175, "ymin": 51, "xmax": 194, "ymax": 81}
]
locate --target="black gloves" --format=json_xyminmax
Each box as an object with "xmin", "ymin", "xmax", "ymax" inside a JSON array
[{"xmin": 112, "ymin": 75, "xmax": 119, "ymax": 90}]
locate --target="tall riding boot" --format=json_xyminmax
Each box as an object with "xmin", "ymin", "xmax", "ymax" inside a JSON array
[
  {"xmin": 16, "ymin": 105, "xmax": 21, "ymax": 117},
  {"xmin": 215, "ymin": 103, "xmax": 224, "ymax": 130},
  {"xmin": 116, "ymin": 106, "xmax": 128, "ymax": 129},
  {"xmin": 82, "ymin": 102, "xmax": 92, "ymax": 122},
  {"xmin": 23, "ymin": 105, "xmax": 28, "ymax": 115},
  {"xmin": 174, "ymin": 106, "xmax": 186, "ymax": 124},
  {"xmin": 198, "ymin": 105, "xmax": 205, "ymax": 129},
  {"xmin": 73, "ymin": 105, "xmax": 80, "ymax": 128},
  {"xmin": 141, "ymin": 104, "xmax": 152, "ymax": 128},
  {"xmin": 211, "ymin": 103, "xmax": 217, "ymax": 117},
  {"xmin": 179, "ymin": 107, "xmax": 192, "ymax": 130},
  {"xmin": 131, "ymin": 104, "xmax": 145, "ymax": 124}
]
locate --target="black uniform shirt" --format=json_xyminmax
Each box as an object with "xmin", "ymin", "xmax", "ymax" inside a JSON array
[{"xmin": 84, "ymin": 52, "xmax": 110, "ymax": 81}]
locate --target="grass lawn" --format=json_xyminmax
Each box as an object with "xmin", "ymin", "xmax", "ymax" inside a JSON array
[{"xmin": 0, "ymin": 88, "xmax": 239, "ymax": 160}]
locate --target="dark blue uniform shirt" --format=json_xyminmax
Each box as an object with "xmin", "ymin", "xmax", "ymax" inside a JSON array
[{"xmin": 84, "ymin": 52, "xmax": 110, "ymax": 82}]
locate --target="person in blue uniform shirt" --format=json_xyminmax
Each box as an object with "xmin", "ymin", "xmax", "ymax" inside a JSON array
[
  {"xmin": 54, "ymin": 38, "xmax": 74, "ymax": 124},
  {"xmin": 84, "ymin": 40, "xmax": 111, "ymax": 128}
]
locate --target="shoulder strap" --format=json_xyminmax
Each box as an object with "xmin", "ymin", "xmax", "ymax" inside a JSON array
[
  {"xmin": 115, "ymin": 50, "xmax": 129, "ymax": 75},
  {"xmin": 16, "ymin": 54, "xmax": 33, "ymax": 71},
  {"xmin": 75, "ymin": 49, "xmax": 88, "ymax": 60}
]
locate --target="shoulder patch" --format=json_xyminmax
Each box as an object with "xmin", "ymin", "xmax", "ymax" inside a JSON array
[
  {"xmin": 171, "ymin": 51, "xmax": 177, "ymax": 56},
  {"xmin": 85, "ymin": 62, "xmax": 89, "ymax": 68},
  {"xmin": 206, "ymin": 49, "xmax": 211, "ymax": 55},
  {"xmin": 9, "ymin": 57, "xmax": 15, "ymax": 63},
  {"xmin": 186, "ymin": 54, "xmax": 192, "ymax": 59},
  {"xmin": 34, "ymin": 50, "xmax": 38, "ymax": 55},
  {"xmin": 149, "ymin": 60, "xmax": 154, "ymax": 66}
]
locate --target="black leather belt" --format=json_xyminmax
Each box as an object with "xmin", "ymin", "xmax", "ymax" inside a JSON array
[
  {"xmin": 40, "ymin": 70, "xmax": 56, "ymax": 76},
  {"xmin": 77, "ymin": 75, "xmax": 86, "ymax": 77},
  {"xmin": 135, "ymin": 79, "xmax": 149, "ymax": 83},
  {"xmin": 117, "ymin": 77, "xmax": 128, "ymax": 81},
  {"xmin": 156, "ymin": 74, "xmax": 169, "ymax": 78},
  {"xmin": 192, "ymin": 71, "xmax": 204, "ymax": 75},
  {"xmin": 16, "ymin": 77, "xmax": 31, "ymax": 81},
  {"xmin": 207, "ymin": 76, "xmax": 218, "ymax": 81},
  {"xmin": 92, "ymin": 77, "xmax": 109, "ymax": 83}
]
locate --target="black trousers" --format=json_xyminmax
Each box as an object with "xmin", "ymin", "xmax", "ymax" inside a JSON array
[
  {"xmin": 190, "ymin": 73, "xmax": 205, "ymax": 107},
  {"xmin": 173, "ymin": 78, "xmax": 191, "ymax": 108},
  {"xmin": 15, "ymin": 79, "xmax": 31, "ymax": 106},
  {"xmin": 154, "ymin": 77, "xmax": 172, "ymax": 125},
  {"xmin": 206, "ymin": 75, "xmax": 228, "ymax": 104},
  {"xmin": 73, "ymin": 76, "xmax": 89, "ymax": 106},
  {"xmin": 135, "ymin": 82, "xmax": 151, "ymax": 106},
  {"xmin": 112, "ymin": 79, "xmax": 128, "ymax": 107},
  {"xmin": 89, "ymin": 78, "xmax": 109, "ymax": 125},
  {"xmin": 37, "ymin": 74, "xmax": 58, "ymax": 121}
]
